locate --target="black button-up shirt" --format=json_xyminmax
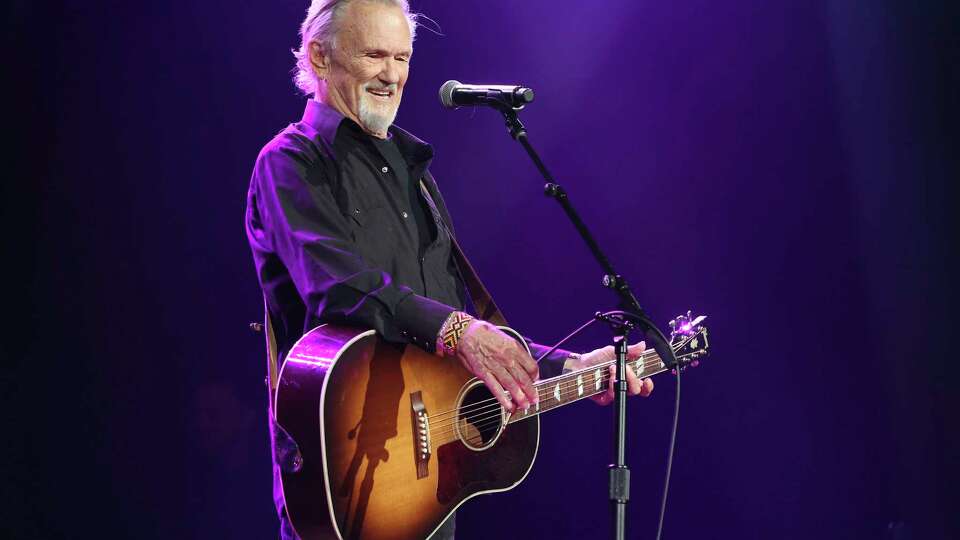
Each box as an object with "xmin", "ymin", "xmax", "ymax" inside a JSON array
[
  {"xmin": 246, "ymin": 100, "xmax": 465, "ymax": 356},
  {"xmin": 246, "ymin": 100, "xmax": 569, "ymax": 376}
]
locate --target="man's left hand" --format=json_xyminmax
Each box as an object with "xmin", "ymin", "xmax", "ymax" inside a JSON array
[{"xmin": 574, "ymin": 342, "xmax": 655, "ymax": 405}]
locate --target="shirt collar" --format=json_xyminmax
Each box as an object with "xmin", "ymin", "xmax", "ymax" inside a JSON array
[{"xmin": 300, "ymin": 99, "xmax": 434, "ymax": 166}]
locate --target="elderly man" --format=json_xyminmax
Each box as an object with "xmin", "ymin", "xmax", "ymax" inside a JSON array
[{"xmin": 245, "ymin": 0, "xmax": 654, "ymax": 538}]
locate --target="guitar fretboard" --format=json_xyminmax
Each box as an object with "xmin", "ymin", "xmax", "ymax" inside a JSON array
[{"xmin": 507, "ymin": 350, "xmax": 667, "ymax": 423}]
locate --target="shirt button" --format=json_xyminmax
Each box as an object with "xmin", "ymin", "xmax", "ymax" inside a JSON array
[
  {"xmin": 402, "ymin": 211, "xmax": 409, "ymax": 218},
  {"xmin": 381, "ymin": 166, "xmax": 389, "ymax": 173}
]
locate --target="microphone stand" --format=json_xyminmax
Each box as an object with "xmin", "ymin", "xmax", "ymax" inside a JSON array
[{"xmin": 493, "ymin": 103, "xmax": 679, "ymax": 540}]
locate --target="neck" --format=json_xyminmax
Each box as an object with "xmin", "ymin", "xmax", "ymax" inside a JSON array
[{"xmin": 507, "ymin": 348, "xmax": 669, "ymax": 422}]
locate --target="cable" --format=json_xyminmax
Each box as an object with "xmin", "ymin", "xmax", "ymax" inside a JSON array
[
  {"xmin": 533, "ymin": 315, "xmax": 599, "ymax": 363},
  {"xmin": 654, "ymin": 365, "xmax": 680, "ymax": 540}
]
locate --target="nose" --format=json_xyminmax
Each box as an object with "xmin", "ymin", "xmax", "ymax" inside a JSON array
[{"xmin": 379, "ymin": 58, "xmax": 402, "ymax": 86}]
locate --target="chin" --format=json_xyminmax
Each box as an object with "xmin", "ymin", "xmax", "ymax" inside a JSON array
[{"xmin": 359, "ymin": 100, "xmax": 399, "ymax": 134}]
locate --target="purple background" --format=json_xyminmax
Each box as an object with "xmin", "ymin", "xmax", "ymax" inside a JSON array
[{"xmin": 9, "ymin": 1, "xmax": 958, "ymax": 538}]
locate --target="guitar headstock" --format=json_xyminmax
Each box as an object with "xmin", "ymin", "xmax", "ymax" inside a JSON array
[{"xmin": 669, "ymin": 311, "xmax": 709, "ymax": 370}]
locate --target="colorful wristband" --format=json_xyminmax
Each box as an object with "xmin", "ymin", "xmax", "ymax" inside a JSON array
[{"xmin": 436, "ymin": 311, "xmax": 475, "ymax": 357}]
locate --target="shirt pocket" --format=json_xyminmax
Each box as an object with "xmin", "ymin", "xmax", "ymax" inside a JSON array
[{"xmin": 349, "ymin": 205, "xmax": 400, "ymax": 268}]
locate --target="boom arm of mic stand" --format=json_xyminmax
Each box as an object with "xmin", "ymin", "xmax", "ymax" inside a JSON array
[
  {"xmin": 498, "ymin": 108, "xmax": 672, "ymax": 345},
  {"xmin": 500, "ymin": 111, "xmax": 623, "ymax": 293}
]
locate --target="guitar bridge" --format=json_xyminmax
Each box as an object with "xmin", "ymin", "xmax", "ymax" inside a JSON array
[{"xmin": 410, "ymin": 391, "xmax": 431, "ymax": 479}]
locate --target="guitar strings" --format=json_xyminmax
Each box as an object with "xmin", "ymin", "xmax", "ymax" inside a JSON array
[
  {"xmin": 431, "ymin": 362, "xmax": 656, "ymax": 433},
  {"xmin": 426, "ymin": 361, "xmax": 671, "ymax": 444},
  {"xmin": 424, "ymin": 356, "xmax": 668, "ymax": 438},
  {"xmin": 425, "ymin": 334, "xmax": 703, "ymax": 447},
  {"xmin": 427, "ymin": 353, "xmax": 662, "ymax": 425},
  {"xmin": 422, "ymin": 349, "xmax": 660, "ymax": 421},
  {"xmin": 423, "ymin": 353, "xmax": 667, "ymax": 432},
  {"xmin": 424, "ymin": 357, "xmax": 661, "ymax": 436},
  {"xmin": 431, "ymin": 365, "xmax": 670, "ymax": 447},
  {"xmin": 424, "ymin": 347, "xmax": 668, "ymax": 424},
  {"xmin": 438, "ymin": 366, "xmax": 666, "ymax": 446},
  {"xmin": 423, "ymin": 332, "xmax": 702, "ymax": 425}
]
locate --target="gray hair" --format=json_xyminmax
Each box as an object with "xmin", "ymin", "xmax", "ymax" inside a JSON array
[{"xmin": 292, "ymin": 0, "xmax": 418, "ymax": 96}]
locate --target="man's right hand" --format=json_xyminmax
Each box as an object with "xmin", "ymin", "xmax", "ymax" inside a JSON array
[{"xmin": 454, "ymin": 320, "xmax": 540, "ymax": 412}]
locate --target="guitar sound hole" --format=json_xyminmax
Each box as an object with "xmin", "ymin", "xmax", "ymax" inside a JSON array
[{"xmin": 456, "ymin": 381, "xmax": 505, "ymax": 451}]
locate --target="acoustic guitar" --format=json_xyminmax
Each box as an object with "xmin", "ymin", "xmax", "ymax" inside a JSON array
[{"xmin": 274, "ymin": 312, "xmax": 709, "ymax": 540}]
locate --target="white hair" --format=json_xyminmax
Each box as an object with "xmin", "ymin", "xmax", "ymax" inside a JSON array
[{"xmin": 292, "ymin": 0, "xmax": 418, "ymax": 96}]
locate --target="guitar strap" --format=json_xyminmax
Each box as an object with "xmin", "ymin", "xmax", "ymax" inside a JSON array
[
  {"xmin": 262, "ymin": 175, "xmax": 509, "ymax": 413},
  {"xmin": 418, "ymin": 177, "xmax": 508, "ymax": 327},
  {"xmin": 263, "ymin": 297, "xmax": 280, "ymax": 413}
]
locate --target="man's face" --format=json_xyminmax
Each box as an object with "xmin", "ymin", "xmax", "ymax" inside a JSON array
[{"xmin": 313, "ymin": 1, "xmax": 412, "ymax": 137}]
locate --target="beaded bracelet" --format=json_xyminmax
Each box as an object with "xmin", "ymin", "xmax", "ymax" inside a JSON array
[{"xmin": 436, "ymin": 311, "xmax": 476, "ymax": 357}]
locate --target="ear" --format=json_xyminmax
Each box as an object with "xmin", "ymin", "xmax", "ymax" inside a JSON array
[{"xmin": 309, "ymin": 41, "xmax": 331, "ymax": 81}]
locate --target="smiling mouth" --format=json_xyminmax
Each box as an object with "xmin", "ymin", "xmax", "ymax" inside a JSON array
[{"xmin": 366, "ymin": 88, "xmax": 394, "ymax": 99}]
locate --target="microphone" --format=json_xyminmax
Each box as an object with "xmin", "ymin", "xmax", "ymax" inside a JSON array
[{"xmin": 439, "ymin": 80, "xmax": 535, "ymax": 110}]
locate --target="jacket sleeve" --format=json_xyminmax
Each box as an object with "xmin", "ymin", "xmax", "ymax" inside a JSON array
[
  {"xmin": 248, "ymin": 137, "xmax": 454, "ymax": 352},
  {"xmin": 526, "ymin": 341, "xmax": 573, "ymax": 379}
]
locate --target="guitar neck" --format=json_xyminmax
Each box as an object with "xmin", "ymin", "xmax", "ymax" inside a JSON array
[{"xmin": 507, "ymin": 349, "xmax": 669, "ymax": 423}]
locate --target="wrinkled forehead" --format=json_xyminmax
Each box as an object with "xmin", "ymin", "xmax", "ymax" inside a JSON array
[{"xmin": 338, "ymin": 2, "xmax": 413, "ymax": 55}]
